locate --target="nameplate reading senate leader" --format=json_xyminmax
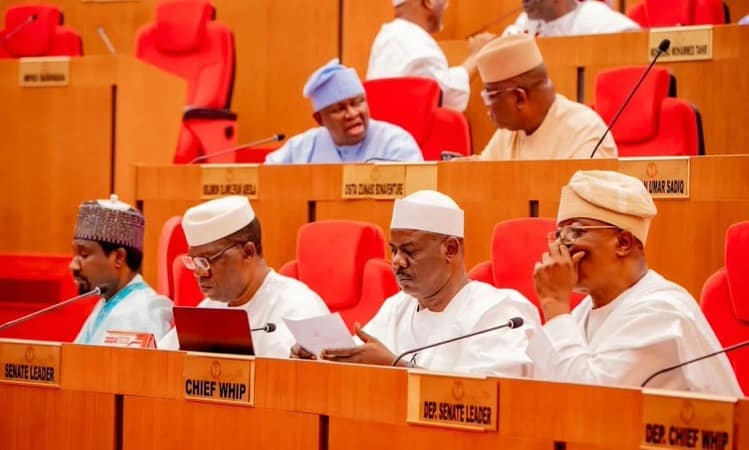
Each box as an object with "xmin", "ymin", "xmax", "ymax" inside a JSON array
[
  {"xmin": 183, "ymin": 353, "xmax": 254, "ymax": 406},
  {"xmin": 200, "ymin": 164, "xmax": 259, "ymax": 200},
  {"xmin": 641, "ymin": 389, "xmax": 736, "ymax": 450},
  {"xmin": 406, "ymin": 370, "xmax": 498, "ymax": 432},
  {"xmin": 0, "ymin": 340, "xmax": 60, "ymax": 387}
]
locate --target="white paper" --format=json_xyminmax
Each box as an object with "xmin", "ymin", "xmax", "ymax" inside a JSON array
[{"xmin": 284, "ymin": 313, "xmax": 355, "ymax": 356}]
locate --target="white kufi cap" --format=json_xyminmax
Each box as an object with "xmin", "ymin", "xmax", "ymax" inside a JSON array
[
  {"xmin": 390, "ymin": 190, "xmax": 464, "ymax": 237},
  {"xmin": 182, "ymin": 196, "xmax": 256, "ymax": 246}
]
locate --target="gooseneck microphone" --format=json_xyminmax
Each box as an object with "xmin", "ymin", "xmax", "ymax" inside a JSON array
[
  {"xmin": 189, "ymin": 133, "xmax": 286, "ymax": 164},
  {"xmin": 250, "ymin": 323, "xmax": 276, "ymax": 333},
  {"xmin": 3, "ymin": 14, "xmax": 38, "ymax": 43},
  {"xmin": 391, "ymin": 317, "xmax": 524, "ymax": 367},
  {"xmin": 640, "ymin": 339, "xmax": 749, "ymax": 388},
  {"xmin": 590, "ymin": 38, "xmax": 671, "ymax": 158},
  {"xmin": 97, "ymin": 25, "xmax": 116, "ymax": 55},
  {"xmin": 0, "ymin": 287, "xmax": 102, "ymax": 332}
]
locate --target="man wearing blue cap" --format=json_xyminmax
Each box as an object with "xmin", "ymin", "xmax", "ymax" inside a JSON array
[{"xmin": 265, "ymin": 59, "xmax": 422, "ymax": 164}]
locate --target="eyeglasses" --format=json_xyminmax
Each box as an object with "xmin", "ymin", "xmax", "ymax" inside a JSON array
[
  {"xmin": 480, "ymin": 86, "xmax": 518, "ymax": 106},
  {"xmin": 182, "ymin": 241, "xmax": 243, "ymax": 274},
  {"xmin": 555, "ymin": 225, "xmax": 620, "ymax": 246}
]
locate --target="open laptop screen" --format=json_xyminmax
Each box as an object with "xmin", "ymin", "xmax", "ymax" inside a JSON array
[{"xmin": 173, "ymin": 306, "xmax": 254, "ymax": 355}]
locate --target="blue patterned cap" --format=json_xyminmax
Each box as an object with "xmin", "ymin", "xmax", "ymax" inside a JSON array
[{"xmin": 303, "ymin": 58, "xmax": 365, "ymax": 112}]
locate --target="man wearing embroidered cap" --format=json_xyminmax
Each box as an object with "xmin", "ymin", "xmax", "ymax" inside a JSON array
[
  {"xmin": 476, "ymin": 34, "xmax": 617, "ymax": 160},
  {"xmin": 71, "ymin": 195, "xmax": 173, "ymax": 345},
  {"xmin": 265, "ymin": 59, "xmax": 422, "ymax": 164},
  {"xmin": 528, "ymin": 170, "xmax": 741, "ymax": 395},
  {"xmin": 367, "ymin": 0, "xmax": 495, "ymax": 112},
  {"xmin": 292, "ymin": 190, "xmax": 541, "ymax": 376},
  {"xmin": 158, "ymin": 196, "xmax": 330, "ymax": 356}
]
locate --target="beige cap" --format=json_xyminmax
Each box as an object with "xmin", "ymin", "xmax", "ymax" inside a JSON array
[
  {"xmin": 557, "ymin": 170, "xmax": 657, "ymax": 245},
  {"xmin": 182, "ymin": 196, "xmax": 255, "ymax": 247},
  {"xmin": 477, "ymin": 34, "xmax": 543, "ymax": 84},
  {"xmin": 390, "ymin": 190, "xmax": 464, "ymax": 237}
]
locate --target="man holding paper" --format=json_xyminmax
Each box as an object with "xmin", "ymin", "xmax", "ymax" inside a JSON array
[
  {"xmin": 291, "ymin": 190, "xmax": 541, "ymax": 376},
  {"xmin": 158, "ymin": 196, "xmax": 330, "ymax": 356}
]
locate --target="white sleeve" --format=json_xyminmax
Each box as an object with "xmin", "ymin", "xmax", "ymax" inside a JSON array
[
  {"xmin": 404, "ymin": 57, "xmax": 470, "ymax": 112},
  {"xmin": 264, "ymin": 141, "xmax": 293, "ymax": 164}
]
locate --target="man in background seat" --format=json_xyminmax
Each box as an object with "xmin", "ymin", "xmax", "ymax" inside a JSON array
[{"xmin": 504, "ymin": 0, "xmax": 639, "ymax": 37}]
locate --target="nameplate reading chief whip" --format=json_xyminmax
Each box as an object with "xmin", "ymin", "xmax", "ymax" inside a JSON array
[
  {"xmin": 0, "ymin": 339, "xmax": 61, "ymax": 387},
  {"xmin": 183, "ymin": 353, "xmax": 255, "ymax": 406}
]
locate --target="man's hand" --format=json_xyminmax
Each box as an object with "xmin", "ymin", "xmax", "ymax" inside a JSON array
[
  {"xmin": 533, "ymin": 237, "xmax": 585, "ymax": 321},
  {"xmin": 320, "ymin": 324, "xmax": 396, "ymax": 366},
  {"xmin": 290, "ymin": 344, "xmax": 317, "ymax": 360},
  {"xmin": 468, "ymin": 32, "xmax": 496, "ymax": 55}
]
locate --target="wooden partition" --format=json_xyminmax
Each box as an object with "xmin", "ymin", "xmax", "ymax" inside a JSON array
[{"xmin": 136, "ymin": 156, "xmax": 749, "ymax": 298}]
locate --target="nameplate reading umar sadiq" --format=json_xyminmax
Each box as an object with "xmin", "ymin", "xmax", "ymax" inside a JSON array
[
  {"xmin": 641, "ymin": 389, "xmax": 736, "ymax": 450},
  {"xmin": 342, "ymin": 163, "xmax": 437, "ymax": 199},
  {"xmin": 183, "ymin": 353, "xmax": 254, "ymax": 406},
  {"xmin": 406, "ymin": 370, "xmax": 498, "ymax": 432},
  {"xmin": 19, "ymin": 56, "xmax": 70, "ymax": 87},
  {"xmin": 0, "ymin": 340, "xmax": 60, "ymax": 387},
  {"xmin": 200, "ymin": 164, "xmax": 259, "ymax": 200},
  {"xmin": 649, "ymin": 26, "xmax": 713, "ymax": 63},
  {"xmin": 618, "ymin": 157, "xmax": 690, "ymax": 199}
]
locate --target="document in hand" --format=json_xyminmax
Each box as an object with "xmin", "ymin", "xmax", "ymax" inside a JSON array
[{"xmin": 284, "ymin": 312, "xmax": 355, "ymax": 356}]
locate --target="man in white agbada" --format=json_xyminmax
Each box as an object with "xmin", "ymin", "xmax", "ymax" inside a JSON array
[
  {"xmin": 265, "ymin": 59, "xmax": 422, "ymax": 164},
  {"xmin": 158, "ymin": 196, "xmax": 330, "ymax": 357},
  {"xmin": 292, "ymin": 190, "xmax": 541, "ymax": 376},
  {"xmin": 529, "ymin": 170, "xmax": 742, "ymax": 395},
  {"xmin": 476, "ymin": 34, "xmax": 617, "ymax": 160},
  {"xmin": 504, "ymin": 0, "xmax": 639, "ymax": 37},
  {"xmin": 366, "ymin": 0, "xmax": 495, "ymax": 112},
  {"xmin": 72, "ymin": 195, "xmax": 173, "ymax": 345}
]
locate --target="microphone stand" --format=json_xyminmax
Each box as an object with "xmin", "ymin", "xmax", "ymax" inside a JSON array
[{"xmin": 0, "ymin": 287, "xmax": 102, "ymax": 332}]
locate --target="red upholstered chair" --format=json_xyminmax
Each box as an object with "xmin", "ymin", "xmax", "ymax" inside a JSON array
[
  {"xmin": 627, "ymin": 0, "xmax": 727, "ymax": 26},
  {"xmin": 135, "ymin": 0, "xmax": 238, "ymax": 164},
  {"xmin": 363, "ymin": 77, "xmax": 471, "ymax": 160},
  {"xmin": 279, "ymin": 221, "xmax": 399, "ymax": 331},
  {"xmin": 468, "ymin": 218, "xmax": 585, "ymax": 323},
  {"xmin": 593, "ymin": 66, "xmax": 704, "ymax": 157},
  {"xmin": 700, "ymin": 222, "xmax": 749, "ymax": 395},
  {"xmin": 0, "ymin": 253, "xmax": 97, "ymax": 341},
  {"xmin": 0, "ymin": 4, "xmax": 82, "ymax": 58},
  {"xmin": 172, "ymin": 254, "xmax": 204, "ymax": 307},
  {"xmin": 157, "ymin": 216, "xmax": 188, "ymax": 300}
]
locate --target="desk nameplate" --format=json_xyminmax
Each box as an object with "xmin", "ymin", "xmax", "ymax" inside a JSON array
[
  {"xmin": 342, "ymin": 163, "xmax": 438, "ymax": 199},
  {"xmin": 182, "ymin": 353, "xmax": 254, "ymax": 406},
  {"xmin": 642, "ymin": 389, "xmax": 736, "ymax": 450},
  {"xmin": 619, "ymin": 157, "xmax": 690, "ymax": 199},
  {"xmin": 0, "ymin": 340, "xmax": 61, "ymax": 387},
  {"xmin": 200, "ymin": 164, "xmax": 259, "ymax": 200},
  {"xmin": 19, "ymin": 56, "xmax": 70, "ymax": 87},
  {"xmin": 649, "ymin": 26, "xmax": 713, "ymax": 62},
  {"xmin": 406, "ymin": 370, "xmax": 498, "ymax": 432}
]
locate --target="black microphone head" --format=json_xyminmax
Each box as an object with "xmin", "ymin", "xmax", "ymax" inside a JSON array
[
  {"xmin": 265, "ymin": 322, "xmax": 276, "ymax": 333},
  {"xmin": 658, "ymin": 39, "xmax": 671, "ymax": 53},
  {"xmin": 276, "ymin": 133, "xmax": 285, "ymax": 141},
  {"xmin": 508, "ymin": 317, "xmax": 524, "ymax": 329}
]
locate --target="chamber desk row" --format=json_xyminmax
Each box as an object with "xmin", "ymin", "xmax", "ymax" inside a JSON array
[{"xmin": 0, "ymin": 339, "xmax": 746, "ymax": 450}]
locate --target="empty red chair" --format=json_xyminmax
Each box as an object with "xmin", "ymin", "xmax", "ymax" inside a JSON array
[
  {"xmin": 157, "ymin": 216, "xmax": 188, "ymax": 299},
  {"xmin": 0, "ymin": 4, "xmax": 82, "ymax": 58},
  {"xmin": 135, "ymin": 0, "xmax": 238, "ymax": 164},
  {"xmin": 172, "ymin": 253, "xmax": 204, "ymax": 307},
  {"xmin": 627, "ymin": 0, "xmax": 727, "ymax": 26},
  {"xmin": 593, "ymin": 66, "xmax": 704, "ymax": 156},
  {"xmin": 279, "ymin": 221, "xmax": 399, "ymax": 331},
  {"xmin": 363, "ymin": 77, "xmax": 471, "ymax": 160},
  {"xmin": 700, "ymin": 222, "xmax": 749, "ymax": 395}
]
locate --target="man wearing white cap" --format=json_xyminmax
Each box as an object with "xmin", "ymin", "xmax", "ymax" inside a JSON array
[
  {"xmin": 265, "ymin": 59, "xmax": 422, "ymax": 164},
  {"xmin": 528, "ymin": 170, "xmax": 741, "ymax": 395},
  {"xmin": 476, "ymin": 34, "xmax": 617, "ymax": 160},
  {"xmin": 71, "ymin": 195, "xmax": 173, "ymax": 345},
  {"xmin": 366, "ymin": 0, "xmax": 495, "ymax": 112},
  {"xmin": 158, "ymin": 196, "xmax": 330, "ymax": 356},
  {"xmin": 503, "ymin": 0, "xmax": 639, "ymax": 38},
  {"xmin": 293, "ymin": 190, "xmax": 541, "ymax": 376}
]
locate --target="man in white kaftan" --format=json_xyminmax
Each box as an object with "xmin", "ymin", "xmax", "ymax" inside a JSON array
[{"xmin": 504, "ymin": 0, "xmax": 639, "ymax": 37}]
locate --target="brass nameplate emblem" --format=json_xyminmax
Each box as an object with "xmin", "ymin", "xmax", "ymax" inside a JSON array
[
  {"xmin": 619, "ymin": 157, "xmax": 690, "ymax": 199},
  {"xmin": 19, "ymin": 56, "xmax": 70, "ymax": 87},
  {"xmin": 183, "ymin": 353, "xmax": 254, "ymax": 406},
  {"xmin": 342, "ymin": 164, "xmax": 406, "ymax": 199},
  {"xmin": 649, "ymin": 26, "xmax": 713, "ymax": 62},
  {"xmin": 406, "ymin": 370, "xmax": 498, "ymax": 432},
  {"xmin": 200, "ymin": 164, "xmax": 259, "ymax": 200},
  {"xmin": 0, "ymin": 340, "xmax": 61, "ymax": 387},
  {"xmin": 641, "ymin": 389, "xmax": 735, "ymax": 450}
]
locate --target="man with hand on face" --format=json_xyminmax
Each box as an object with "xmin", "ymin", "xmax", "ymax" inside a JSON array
[
  {"xmin": 158, "ymin": 196, "xmax": 330, "ymax": 356},
  {"xmin": 504, "ymin": 0, "xmax": 639, "ymax": 38},
  {"xmin": 292, "ymin": 190, "xmax": 540, "ymax": 376},
  {"xmin": 367, "ymin": 0, "xmax": 495, "ymax": 112},
  {"xmin": 72, "ymin": 195, "xmax": 173, "ymax": 345},
  {"xmin": 265, "ymin": 59, "xmax": 422, "ymax": 164},
  {"xmin": 528, "ymin": 170, "xmax": 742, "ymax": 395}
]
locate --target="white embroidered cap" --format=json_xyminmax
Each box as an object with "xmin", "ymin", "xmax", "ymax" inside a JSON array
[
  {"xmin": 182, "ymin": 196, "xmax": 255, "ymax": 246},
  {"xmin": 390, "ymin": 190, "xmax": 464, "ymax": 237}
]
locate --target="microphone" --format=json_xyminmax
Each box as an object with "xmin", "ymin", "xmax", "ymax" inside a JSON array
[
  {"xmin": 590, "ymin": 38, "xmax": 671, "ymax": 158},
  {"xmin": 466, "ymin": 6, "xmax": 523, "ymax": 37},
  {"xmin": 2, "ymin": 14, "xmax": 37, "ymax": 43},
  {"xmin": 97, "ymin": 25, "xmax": 116, "ymax": 55},
  {"xmin": 189, "ymin": 133, "xmax": 286, "ymax": 164},
  {"xmin": 250, "ymin": 322, "xmax": 276, "ymax": 333},
  {"xmin": 391, "ymin": 317, "xmax": 524, "ymax": 367},
  {"xmin": 641, "ymin": 339, "xmax": 749, "ymax": 388},
  {"xmin": 0, "ymin": 287, "xmax": 102, "ymax": 332}
]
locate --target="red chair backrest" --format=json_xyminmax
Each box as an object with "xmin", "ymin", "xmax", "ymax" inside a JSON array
[
  {"xmin": 157, "ymin": 216, "xmax": 188, "ymax": 299},
  {"xmin": 0, "ymin": 4, "xmax": 81, "ymax": 58},
  {"xmin": 627, "ymin": 0, "xmax": 726, "ymax": 26}
]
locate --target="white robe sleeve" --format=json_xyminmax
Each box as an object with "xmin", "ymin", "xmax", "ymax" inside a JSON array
[{"xmin": 403, "ymin": 57, "xmax": 470, "ymax": 112}]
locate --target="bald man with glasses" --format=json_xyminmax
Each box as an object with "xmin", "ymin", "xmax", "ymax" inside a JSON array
[{"xmin": 158, "ymin": 196, "xmax": 329, "ymax": 356}]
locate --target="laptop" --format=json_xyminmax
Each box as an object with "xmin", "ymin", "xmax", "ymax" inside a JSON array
[{"xmin": 173, "ymin": 306, "xmax": 254, "ymax": 355}]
